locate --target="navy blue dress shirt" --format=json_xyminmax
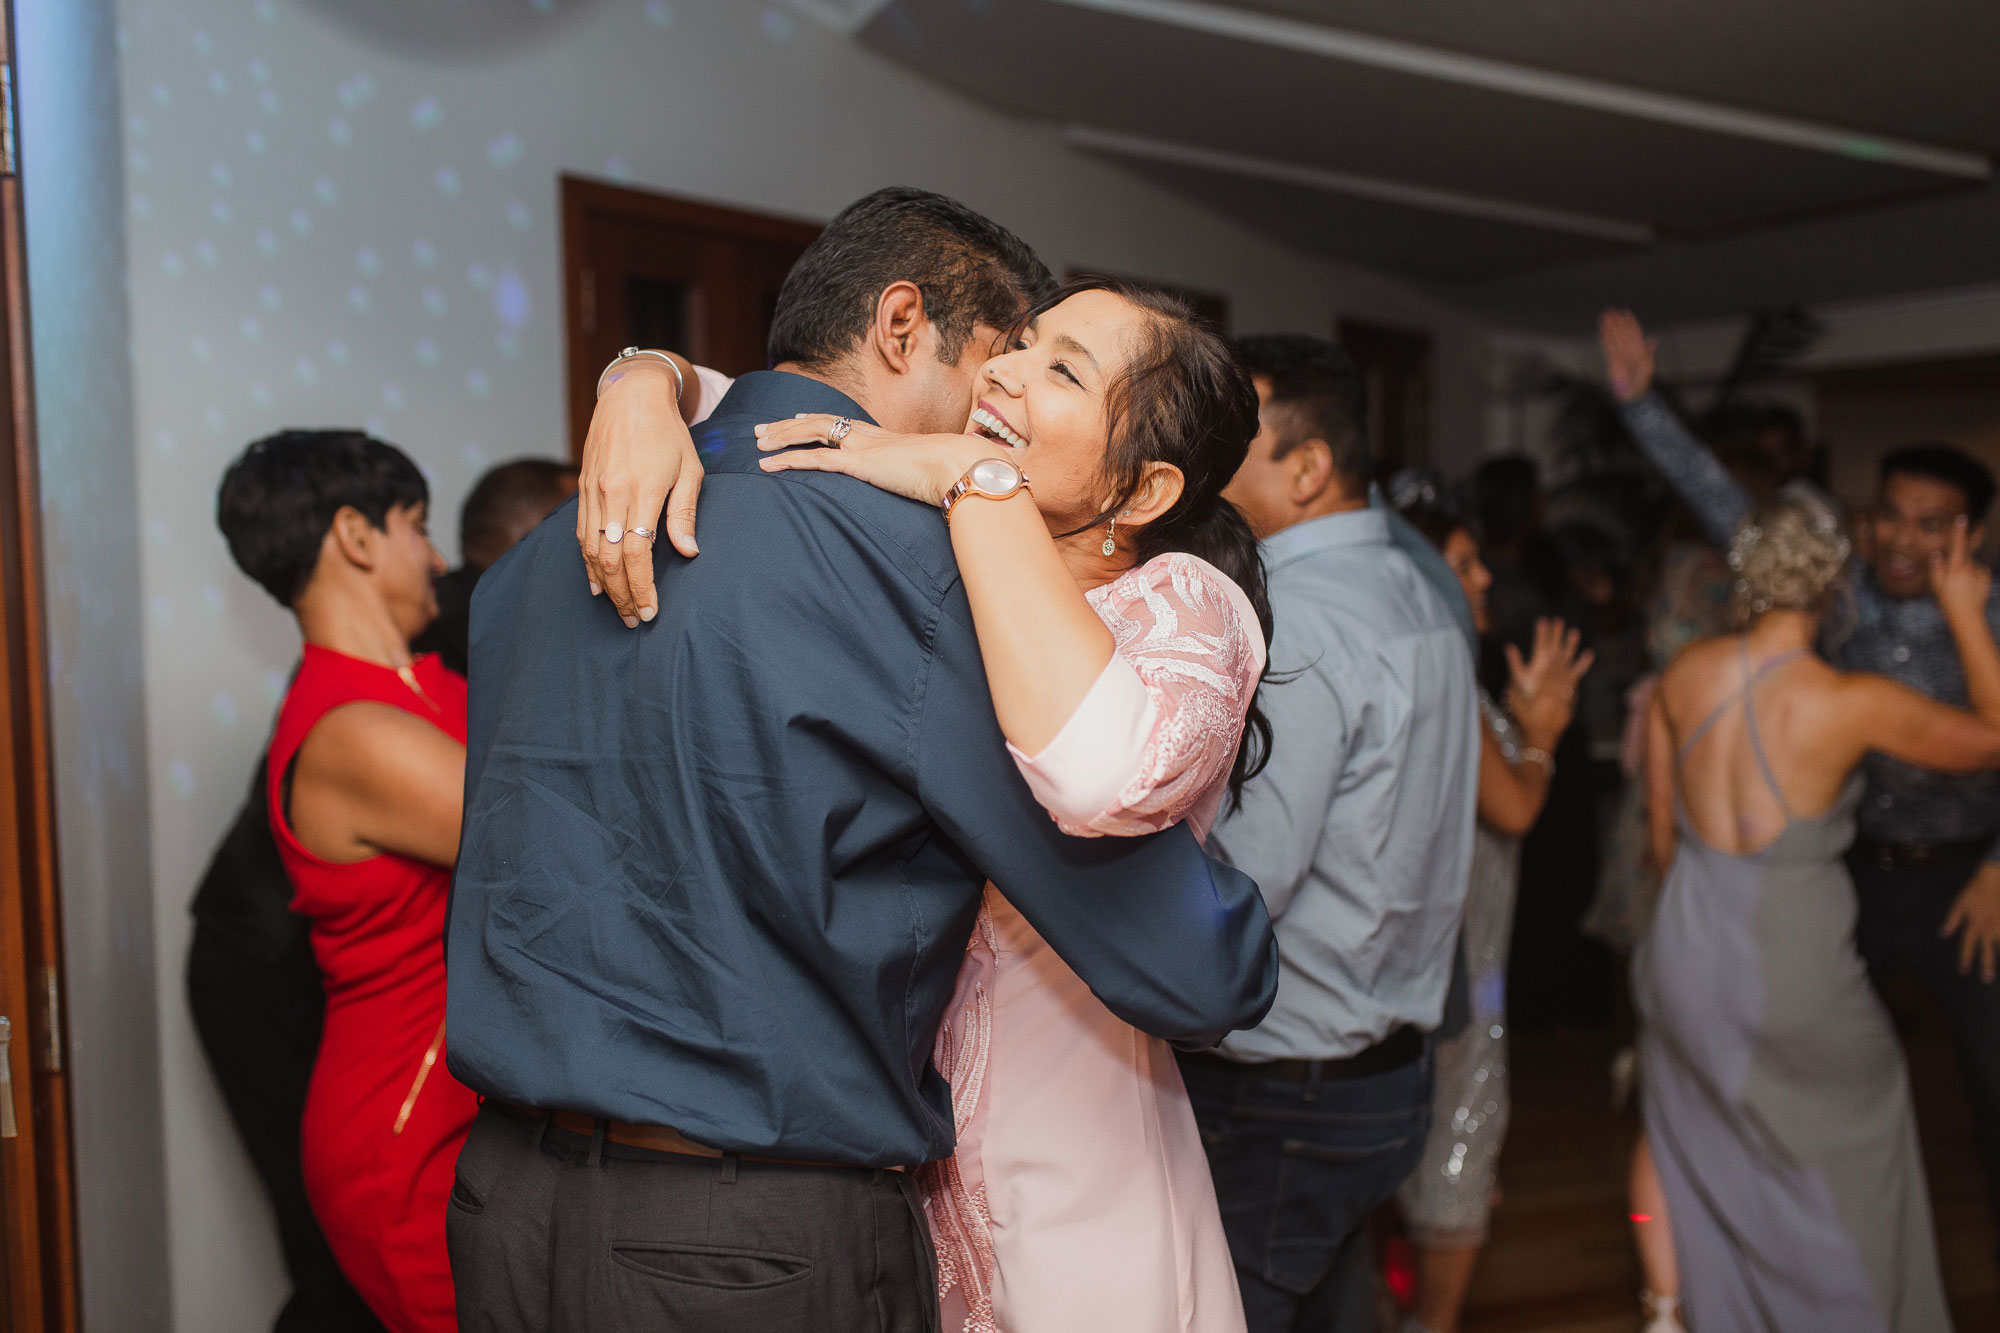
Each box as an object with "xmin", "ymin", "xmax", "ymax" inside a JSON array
[{"xmin": 446, "ymin": 371, "xmax": 1278, "ymax": 1167}]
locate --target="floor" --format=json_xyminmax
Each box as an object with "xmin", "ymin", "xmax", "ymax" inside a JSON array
[{"xmin": 1457, "ymin": 1003, "xmax": 1998, "ymax": 1332}]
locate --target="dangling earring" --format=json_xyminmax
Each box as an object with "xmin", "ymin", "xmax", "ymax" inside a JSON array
[{"xmin": 1102, "ymin": 508, "xmax": 1129, "ymax": 558}]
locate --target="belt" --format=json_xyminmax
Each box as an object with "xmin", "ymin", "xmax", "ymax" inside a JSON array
[
  {"xmin": 1850, "ymin": 837, "xmax": 1993, "ymax": 872},
  {"xmin": 1179, "ymin": 1025, "xmax": 1425, "ymax": 1084},
  {"xmin": 495, "ymin": 1101, "xmax": 894, "ymax": 1171}
]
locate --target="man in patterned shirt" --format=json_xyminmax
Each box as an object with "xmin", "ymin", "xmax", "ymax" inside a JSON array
[{"xmin": 1601, "ymin": 308, "xmax": 2000, "ymax": 1254}]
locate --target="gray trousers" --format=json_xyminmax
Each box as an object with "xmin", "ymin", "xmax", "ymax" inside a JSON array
[{"xmin": 446, "ymin": 1102, "xmax": 939, "ymax": 1333}]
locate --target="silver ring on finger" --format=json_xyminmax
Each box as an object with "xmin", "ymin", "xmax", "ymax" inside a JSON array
[
  {"xmin": 601, "ymin": 521, "xmax": 624, "ymax": 544},
  {"xmin": 628, "ymin": 526, "xmax": 655, "ymax": 541},
  {"xmin": 827, "ymin": 417, "xmax": 854, "ymax": 445}
]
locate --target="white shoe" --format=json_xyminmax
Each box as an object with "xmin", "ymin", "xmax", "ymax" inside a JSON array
[{"xmin": 1641, "ymin": 1290, "xmax": 1686, "ymax": 1333}]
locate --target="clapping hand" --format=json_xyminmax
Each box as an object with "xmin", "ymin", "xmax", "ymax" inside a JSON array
[
  {"xmin": 1505, "ymin": 618, "xmax": 1595, "ymax": 750},
  {"xmin": 1930, "ymin": 515, "xmax": 1991, "ymax": 627},
  {"xmin": 756, "ymin": 415, "xmax": 991, "ymax": 508},
  {"xmin": 1598, "ymin": 308, "xmax": 1658, "ymax": 405}
]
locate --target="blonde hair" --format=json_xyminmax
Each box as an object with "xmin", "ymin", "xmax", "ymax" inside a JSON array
[{"xmin": 1728, "ymin": 492, "xmax": 1850, "ymax": 625}]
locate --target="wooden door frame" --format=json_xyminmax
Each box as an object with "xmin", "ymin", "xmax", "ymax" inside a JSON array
[
  {"xmin": 559, "ymin": 176, "xmax": 822, "ymax": 457},
  {"xmin": 0, "ymin": 2, "xmax": 80, "ymax": 1328}
]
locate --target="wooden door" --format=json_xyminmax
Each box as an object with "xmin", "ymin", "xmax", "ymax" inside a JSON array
[
  {"xmin": 0, "ymin": 4, "xmax": 80, "ymax": 1329},
  {"xmin": 1337, "ymin": 318, "xmax": 1433, "ymax": 479},
  {"xmin": 561, "ymin": 178, "xmax": 821, "ymax": 455}
]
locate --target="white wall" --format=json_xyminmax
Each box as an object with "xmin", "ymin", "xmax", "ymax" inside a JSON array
[
  {"xmin": 101, "ymin": 0, "xmax": 1500, "ymax": 1327},
  {"xmin": 17, "ymin": 0, "xmax": 173, "ymax": 1327}
]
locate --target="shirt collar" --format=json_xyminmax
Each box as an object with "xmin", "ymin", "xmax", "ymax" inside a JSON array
[
  {"xmin": 707, "ymin": 370, "xmax": 877, "ymax": 428},
  {"xmin": 1260, "ymin": 508, "xmax": 1389, "ymax": 571}
]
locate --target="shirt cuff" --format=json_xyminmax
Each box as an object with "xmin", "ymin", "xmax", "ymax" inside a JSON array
[{"xmin": 1007, "ymin": 652, "xmax": 1156, "ymax": 829}]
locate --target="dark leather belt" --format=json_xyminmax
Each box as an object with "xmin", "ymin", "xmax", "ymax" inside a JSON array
[
  {"xmin": 494, "ymin": 1101, "xmax": 897, "ymax": 1171},
  {"xmin": 1850, "ymin": 837, "xmax": 1993, "ymax": 872},
  {"xmin": 1179, "ymin": 1025, "xmax": 1425, "ymax": 1084}
]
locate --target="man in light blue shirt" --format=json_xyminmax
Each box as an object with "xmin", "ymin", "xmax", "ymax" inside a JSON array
[{"xmin": 1183, "ymin": 336, "xmax": 1480, "ymax": 1332}]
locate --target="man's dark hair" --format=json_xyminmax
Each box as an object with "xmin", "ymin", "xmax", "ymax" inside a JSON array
[
  {"xmin": 1471, "ymin": 454, "xmax": 1543, "ymax": 551},
  {"xmin": 217, "ymin": 428, "xmax": 428, "ymax": 608},
  {"xmin": 1880, "ymin": 442, "xmax": 1995, "ymax": 523},
  {"xmin": 460, "ymin": 457, "xmax": 578, "ymax": 571},
  {"xmin": 1230, "ymin": 333, "xmax": 1368, "ymax": 484},
  {"xmin": 767, "ymin": 186, "xmax": 1055, "ymax": 370}
]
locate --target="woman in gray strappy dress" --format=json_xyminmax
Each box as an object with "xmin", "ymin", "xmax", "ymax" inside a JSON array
[{"xmin": 1637, "ymin": 495, "xmax": 2000, "ymax": 1331}]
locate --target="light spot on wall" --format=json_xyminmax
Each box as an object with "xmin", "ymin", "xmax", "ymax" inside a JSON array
[
  {"xmin": 202, "ymin": 585, "xmax": 227, "ymax": 617},
  {"xmin": 461, "ymin": 441, "xmax": 488, "ymax": 468},
  {"xmin": 436, "ymin": 168, "xmax": 461, "ymax": 197},
  {"xmin": 416, "ymin": 338, "xmax": 440, "ymax": 367},
  {"xmin": 162, "ymin": 251, "xmax": 184, "ymax": 277},
  {"xmin": 337, "ymin": 73, "xmax": 375, "ymax": 109},
  {"xmin": 197, "ymin": 241, "xmax": 218, "ymax": 266},
  {"xmin": 150, "ymin": 596, "xmax": 174, "ymax": 628},
  {"xmin": 466, "ymin": 370, "xmax": 490, "ymax": 398},
  {"xmin": 169, "ymin": 760, "xmax": 196, "ymax": 799},
  {"xmin": 250, "ymin": 381, "xmax": 271, "ymax": 408},
  {"xmin": 211, "ymin": 199, "xmax": 232, "ymax": 224},
  {"xmin": 496, "ymin": 332, "xmax": 521, "ymax": 358},
  {"xmin": 153, "ymin": 430, "xmax": 176, "ymax": 458},
  {"xmin": 329, "ymin": 118, "xmax": 352, "ymax": 146},
  {"xmin": 210, "ymin": 162, "xmax": 230, "ymax": 188},
  {"xmin": 259, "ymin": 285, "xmax": 281, "ymax": 313},
  {"xmin": 247, "ymin": 128, "xmax": 268, "ymax": 154},
  {"xmin": 256, "ymin": 0, "xmax": 276, "ymax": 21},
  {"xmin": 294, "ymin": 358, "xmax": 318, "ymax": 386},
  {"xmin": 761, "ymin": 9, "xmax": 795, "ymax": 41},
  {"xmin": 644, "ymin": 1, "xmax": 674, "ymax": 27},
  {"xmin": 410, "ymin": 97, "xmax": 443, "ymax": 131},
  {"xmin": 326, "ymin": 339, "xmax": 350, "ymax": 366},
  {"xmin": 255, "ymin": 228, "xmax": 278, "ymax": 256},
  {"xmin": 356, "ymin": 247, "xmax": 379, "ymax": 276},
  {"xmin": 191, "ymin": 336, "xmax": 212, "ymax": 362},
  {"xmin": 486, "ymin": 134, "xmax": 522, "ymax": 168},
  {"xmin": 604, "ymin": 156, "xmax": 632, "ymax": 182},
  {"xmin": 466, "ymin": 263, "xmax": 493, "ymax": 293},
  {"xmin": 147, "ymin": 519, "xmax": 171, "ymax": 547},
  {"xmin": 346, "ymin": 285, "xmax": 370, "ymax": 313},
  {"xmin": 493, "ymin": 267, "xmax": 531, "ymax": 330},
  {"xmin": 413, "ymin": 239, "xmax": 438, "ymax": 268},
  {"xmin": 288, "ymin": 208, "xmax": 312, "ymax": 236},
  {"xmin": 204, "ymin": 406, "xmax": 227, "ymax": 433},
  {"xmin": 264, "ymin": 671, "xmax": 288, "ymax": 706},
  {"xmin": 132, "ymin": 194, "xmax": 152, "ymax": 220},
  {"xmin": 259, "ymin": 87, "xmax": 280, "ymax": 114},
  {"xmin": 423, "ymin": 287, "xmax": 449, "ymax": 316},
  {"xmin": 192, "ymin": 29, "xmax": 213, "ymax": 55},
  {"xmin": 239, "ymin": 316, "xmax": 261, "ymax": 343},
  {"xmin": 314, "ymin": 178, "xmax": 337, "ymax": 205},
  {"xmin": 211, "ymin": 694, "xmax": 239, "ymax": 729},
  {"xmin": 505, "ymin": 201, "xmax": 531, "ymax": 230},
  {"xmin": 382, "ymin": 382, "xmax": 405, "ymax": 411},
  {"xmin": 249, "ymin": 59, "xmax": 269, "ymax": 84},
  {"xmin": 208, "ymin": 71, "xmax": 229, "ymax": 96},
  {"xmin": 151, "ymin": 83, "xmax": 172, "ymax": 107}
]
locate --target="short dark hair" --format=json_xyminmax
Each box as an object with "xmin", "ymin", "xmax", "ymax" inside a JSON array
[
  {"xmin": 1471, "ymin": 454, "xmax": 1542, "ymax": 550},
  {"xmin": 460, "ymin": 457, "xmax": 578, "ymax": 570},
  {"xmin": 1880, "ymin": 442, "xmax": 1995, "ymax": 523},
  {"xmin": 767, "ymin": 186, "xmax": 1055, "ymax": 370},
  {"xmin": 217, "ymin": 429, "xmax": 428, "ymax": 607},
  {"xmin": 1230, "ymin": 333, "xmax": 1368, "ymax": 484}
]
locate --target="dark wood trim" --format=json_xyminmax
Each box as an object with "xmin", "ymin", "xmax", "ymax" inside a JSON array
[
  {"xmin": 0, "ymin": 1, "xmax": 79, "ymax": 1326},
  {"xmin": 559, "ymin": 176, "xmax": 823, "ymax": 456}
]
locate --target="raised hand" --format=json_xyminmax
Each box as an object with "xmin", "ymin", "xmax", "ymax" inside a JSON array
[
  {"xmin": 1931, "ymin": 514, "xmax": 1992, "ymax": 627},
  {"xmin": 756, "ymin": 414, "xmax": 991, "ymax": 508},
  {"xmin": 576, "ymin": 357, "xmax": 704, "ymax": 627},
  {"xmin": 1505, "ymin": 617, "xmax": 1595, "ymax": 750},
  {"xmin": 1598, "ymin": 307, "xmax": 1659, "ymax": 405}
]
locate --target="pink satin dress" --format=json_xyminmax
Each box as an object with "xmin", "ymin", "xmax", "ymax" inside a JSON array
[{"xmin": 922, "ymin": 552, "xmax": 1266, "ymax": 1333}]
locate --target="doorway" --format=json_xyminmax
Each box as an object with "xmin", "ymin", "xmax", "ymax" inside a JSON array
[
  {"xmin": 560, "ymin": 177, "xmax": 822, "ymax": 455},
  {"xmin": 0, "ymin": 4, "xmax": 80, "ymax": 1328},
  {"xmin": 1337, "ymin": 317, "xmax": 1434, "ymax": 479}
]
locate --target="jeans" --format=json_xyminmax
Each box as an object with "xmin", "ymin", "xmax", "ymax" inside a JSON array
[
  {"xmin": 1849, "ymin": 847, "xmax": 2000, "ymax": 1261},
  {"xmin": 1180, "ymin": 1045, "xmax": 1433, "ymax": 1333}
]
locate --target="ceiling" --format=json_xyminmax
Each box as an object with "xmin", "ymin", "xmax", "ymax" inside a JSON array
[{"xmin": 853, "ymin": 0, "xmax": 2000, "ymax": 330}]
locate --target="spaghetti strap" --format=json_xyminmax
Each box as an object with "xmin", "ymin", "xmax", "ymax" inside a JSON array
[
  {"xmin": 1674, "ymin": 638, "xmax": 1808, "ymax": 770},
  {"xmin": 1739, "ymin": 642, "xmax": 1801, "ymax": 819}
]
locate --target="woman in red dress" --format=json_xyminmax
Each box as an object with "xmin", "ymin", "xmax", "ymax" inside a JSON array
[{"xmin": 220, "ymin": 430, "xmax": 480, "ymax": 1333}]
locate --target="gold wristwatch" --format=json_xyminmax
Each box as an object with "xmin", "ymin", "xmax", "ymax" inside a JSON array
[{"xmin": 941, "ymin": 457, "xmax": 1029, "ymax": 521}]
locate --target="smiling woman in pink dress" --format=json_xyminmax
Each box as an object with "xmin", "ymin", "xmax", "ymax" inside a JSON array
[{"xmin": 752, "ymin": 278, "xmax": 1269, "ymax": 1333}]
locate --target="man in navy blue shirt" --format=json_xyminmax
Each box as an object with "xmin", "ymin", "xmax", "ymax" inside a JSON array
[{"xmin": 444, "ymin": 189, "xmax": 1278, "ymax": 1331}]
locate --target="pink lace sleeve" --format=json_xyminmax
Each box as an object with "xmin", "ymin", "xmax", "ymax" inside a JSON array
[{"xmin": 1009, "ymin": 552, "xmax": 1265, "ymax": 842}]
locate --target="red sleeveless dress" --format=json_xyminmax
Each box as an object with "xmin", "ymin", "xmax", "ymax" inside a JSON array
[{"xmin": 267, "ymin": 644, "xmax": 478, "ymax": 1333}]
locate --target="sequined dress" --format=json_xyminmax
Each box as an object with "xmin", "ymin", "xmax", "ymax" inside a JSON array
[
  {"xmin": 922, "ymin": 553, "xmax": 1266, "ymax": 1333},
  {"xmin": 1397, "ymin": 692, "xmax": 1520, "ymax": 1245}
]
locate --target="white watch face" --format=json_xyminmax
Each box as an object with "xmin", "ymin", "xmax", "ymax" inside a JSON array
[{"xmin": 968, "ymin": 457, "xmax": 1023, "ymax": 497}]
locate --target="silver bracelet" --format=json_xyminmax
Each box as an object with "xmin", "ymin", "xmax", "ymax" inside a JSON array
[
  {"xmin": 596, "ymin": 347, "xmax": 685, "ymax": 401},
  {"xmin": 1517, "ymin": 746, "xmax": 1554, "ymax": 777}
]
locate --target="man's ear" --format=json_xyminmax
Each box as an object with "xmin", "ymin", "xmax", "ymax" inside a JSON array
[
  {"xmin": 327, "ymin": 505, "xmax": 379, "ymax": 571},
  {"xmin": 870, "ymin": 280, "xmax": 928, "ymax": 376},
  {"xmin": 1286, "ymin": 439, "xmax": 1336, "ymax": 506}
]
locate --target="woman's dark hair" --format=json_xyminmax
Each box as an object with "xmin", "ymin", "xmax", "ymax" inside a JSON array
[
  {"xmin": 1396, "ymin": 498, "xmax": 1464, "ymax": 553},
  {"xmin": 218, "ymin": 428, "xmax": 429, "ymax": 607},
  {"xmin": 1024, "ymin": 277, "xmax": 1273, "ymax": 808}
]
